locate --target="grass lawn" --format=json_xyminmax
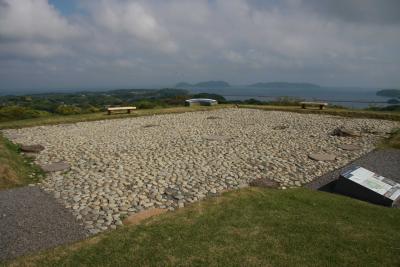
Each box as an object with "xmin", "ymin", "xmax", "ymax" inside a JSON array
[
  {"xmin": 0, "ymin": 105, "xmax": 233, "ymax": 130},
  {"xmin": 0, "ymin": 135, "xmax": 43, "ymax": 190},
  {"xmin": 379, "ymin": 128, "xmax": 400, "ymax": 149},
  {"xmin": 6, "ymin": 187, "xmax": 400, "ymax": 267},
  {"xmin": 239, "ymin": 104, "xmax": 400, "ymax": 121},
  {"xmin": 1, "ymin": 104, "xmax": 399, "ymax": 130}
]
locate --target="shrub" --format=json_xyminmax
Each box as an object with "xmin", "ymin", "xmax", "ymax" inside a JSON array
[
  {"xmin": 243, "ymin": 98, "xmax": 265, "ymax": 105},
  {"xmin": 163, "ymin": 95, "xmax": 187, "ymax": 106},
  {"xmin": 0, "ymin": 106, "xmax": 49, "ymax": 121},
  {"xmin": 79, "ymin": 104, "xmax": 100, "ymax": 113},
  {"xmin": 86, "ymin": 105, "xmax": 101, "ymax": 113},
  {"xmin": 367, "ymin": 105, "xmax": 400, "ymax": 112},
  {"xmin": 55, "ymin": 105, "xmax": 82, "ymax": 115},
  {"xmin": 136, "ymin": 100, "xmax": 157, "ymax": 109}
]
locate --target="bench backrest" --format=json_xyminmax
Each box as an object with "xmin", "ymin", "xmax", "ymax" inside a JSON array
[{"xmin": 107, "ymin": 106, "xmax": 136, "ymax": 111}]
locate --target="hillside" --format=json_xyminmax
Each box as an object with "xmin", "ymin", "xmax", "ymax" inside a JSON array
[
  {"xmin": 0, "ymin": 135, "xmax": 43, "ymax": 189},
  {"xmin": 0, "ymin": 88, "xmax": 191, "ymax": 121}
]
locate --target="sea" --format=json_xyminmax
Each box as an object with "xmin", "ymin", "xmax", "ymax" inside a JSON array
[{"xmin": 189, "ymin": 86, "xmax": 393, "ymax": 109}]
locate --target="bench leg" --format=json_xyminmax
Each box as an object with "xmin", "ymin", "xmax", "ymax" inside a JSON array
[
  {"xmin": 319, "ymin": 105, "xmax": 324, "ymax": 110},
  {"xmin": 128, "ymin": 109, "xmax": 131, "ymax": 114},
  {"xmin": 301, "ymin": 104, "xmax": 306, "ymax": 109},
  {"xmin": 108, "ymin": 110, "xmax": 111, "ymax": 115}
]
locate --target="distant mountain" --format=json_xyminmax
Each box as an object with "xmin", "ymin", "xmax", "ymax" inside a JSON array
[
  {"xmin": 248, "ymin": 82, "xmax": 321, "ymax": 89},
  {"xmin": 175, "ymin": 81, "xmax": 230, "ymax": 88},
  {"xmin": 376, "ymin": 89, "xmax": 400, "ymax": 98}
]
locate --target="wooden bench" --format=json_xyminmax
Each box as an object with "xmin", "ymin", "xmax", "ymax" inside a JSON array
[
  {"xmin": 300, "ymin": 102, "xmax": 328, "ymax": 110},
  {"xmin": 107, "ymin": 106, "xmax": 136, "ymax": 115}
]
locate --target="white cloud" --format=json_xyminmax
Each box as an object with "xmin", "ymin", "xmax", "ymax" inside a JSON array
[
  {"xmin": 223, "ymin": 50, "xmax": 245, "ymax": 64},
  {"xmin": 0, "ymin": 42, "xmax": 71, "ymax": 59},
  {"xmin": 0, "ymin": 0, "xmax": 399, "ymax": 89},
  {"xmin": 88, "ymin": 0, "xmax": 177, "ymax": 53},
  {"xmin": 0, "ymin": 0, "xmax": 79, "ymax": 40},
  {"xmin": 0, "ymin": 0, "xmax": 80, "ymax": 60}
]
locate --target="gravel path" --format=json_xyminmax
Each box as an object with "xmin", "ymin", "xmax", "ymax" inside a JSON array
[
  {"xmin": 0, "ymin": 186, "xmax": 88, "ymax": 261},
  {"xmin": 306, "ymin": 148, "xmax": 400, "ymax": 190},
  {"xmin": 3, "ymin": 109, "xmax": 399, "ymax": 234}
]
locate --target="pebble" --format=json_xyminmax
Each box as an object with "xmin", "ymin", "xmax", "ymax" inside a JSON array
[
  {"xmin": 339, "ymin": 144, "xmax": 362, "ymax": 151},
  {"xmin": 308, "ymin": 153, "xmax": 337, "ymax": 161}
]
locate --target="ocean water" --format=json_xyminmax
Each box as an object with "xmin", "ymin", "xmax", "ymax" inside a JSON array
[{"xmin": 190, "ymin": 86, "xmax": 392, "ymax": 109}]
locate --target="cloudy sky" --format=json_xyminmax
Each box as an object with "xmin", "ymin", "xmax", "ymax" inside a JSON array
[{"xmin": 0, "ymin": 0, "xmax": 399, "ymax": 91}]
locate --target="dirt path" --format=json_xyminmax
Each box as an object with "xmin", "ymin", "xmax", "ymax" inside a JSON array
[
  {"xmin": 0, "ymin": 186, "xmax": 88, "ymax": 261},
  {"xmin": 1, "ymin": 148, "xmax": 399, "ymax": 261},
  {"xmin": 307, "ymin": 148, "xmax": 400, "ymax": 189}
]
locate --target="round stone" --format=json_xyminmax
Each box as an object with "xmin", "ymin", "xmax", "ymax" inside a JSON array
[
  {"xmin": 143, "ymin": 124, "xmax": 160, "ymax": 128},
  {"xmin": 339, "ymin": 144, "xmax": 361, "ymax": 151},
  {"xmin": 20, "ymin": 144, "xmax": 45, "ymax": 153},
  {"xmin": 206, "ymin": 116, "xmax": 222, "ymax": 120},
  {"xmin": 40, "ymin": 162, "xmax": 70, "ymax": 172},
  {"xmin": 249, "ymin": 178, "xmax": 280, "ymax": 188},
  {"xmin": 333, "ymin": 128, "xmax": 361, "ymax": 137},
  {"xmin": 203, "ymin": 135, "xmax": 231, "ymax": 141}
]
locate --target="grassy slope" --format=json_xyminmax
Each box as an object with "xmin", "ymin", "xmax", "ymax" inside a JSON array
[
  {"xmin": 1, "ymin": 104, "xmax": 400, "ymax": 130},
  {"xmin": 379, "ymin": 128, "xmax": 400, "ymax": 149},
  {"xmin": 7, "ymin": 188, "xmax": 400, "ymax": 267},
  {"xmin": 0, "ymin": 105, "xmax": 233, "ymax": 130},
  {"xmin": 239, "ymin": 105, "xmax": 400, "ymax": 121},
  {"xmin": 0, "ymin": 135, "xmax": 43, "ymax": 190}
]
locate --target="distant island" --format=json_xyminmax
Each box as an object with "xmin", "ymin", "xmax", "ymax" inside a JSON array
[
  {"xmin": 376, "ymin": 89, "xmax": 400, "ymax": 98},
  {"xmin": 175, "ymin": 81, "xmax": 321, "ymax": 89}
]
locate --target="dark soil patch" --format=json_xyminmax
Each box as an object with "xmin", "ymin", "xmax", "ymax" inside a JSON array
[
  {"xmin": 306, "ymin": 148, "xmax": 400, "ymax": 190},
  {"xmin": 249, "ymin": 178, "xmax": 280, "ymax": 188},
  {"xmin": 206, "ymin": 116, "xmax": 222, "ymax": 120},
  {"xmin": 20, "ymin": 144, "xmax": 45, "ymax": 153},
  {"xmin": 0, "ymin": 186, "xmax": 87, "ymax": 261},
  {"xmin": 272, "ymin": 125, "xmax": 288, "ymax": 130},
  {"xmin": 143, "ymin": 124, "xmax": 160, "ymax": 128}
]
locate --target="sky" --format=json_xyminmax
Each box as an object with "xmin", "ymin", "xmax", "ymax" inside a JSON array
[{"xmin": 0, "ymin": 0, "xmax": 399, "ymax": 91}]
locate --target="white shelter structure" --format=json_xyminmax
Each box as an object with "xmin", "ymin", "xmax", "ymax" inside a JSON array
[{"xmin": 185, "ymin": 98, "xmax": 218, "ymax": 106}]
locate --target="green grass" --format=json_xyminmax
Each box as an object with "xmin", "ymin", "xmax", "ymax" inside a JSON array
[
  {"xmin": 239, "ymin": 104, "xmax": 400, "ymax": 121},
  {"xmin": 378, "ymin": 128, "xmax": 400, "ymax": 149},
  {"xmin": 0, "ymin": 135, "xmax": 44, "ymax": 190},
  {"xmin": 6, "ymin": 188, "xmax": 400, "ymax": 267},
  {"xmin": 0, "ymin": 105, "xmax": 233, "ymax": 130},
  {"xmin": 1, "ymin": 104, "xmax": 399, "ymax": 130}
]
